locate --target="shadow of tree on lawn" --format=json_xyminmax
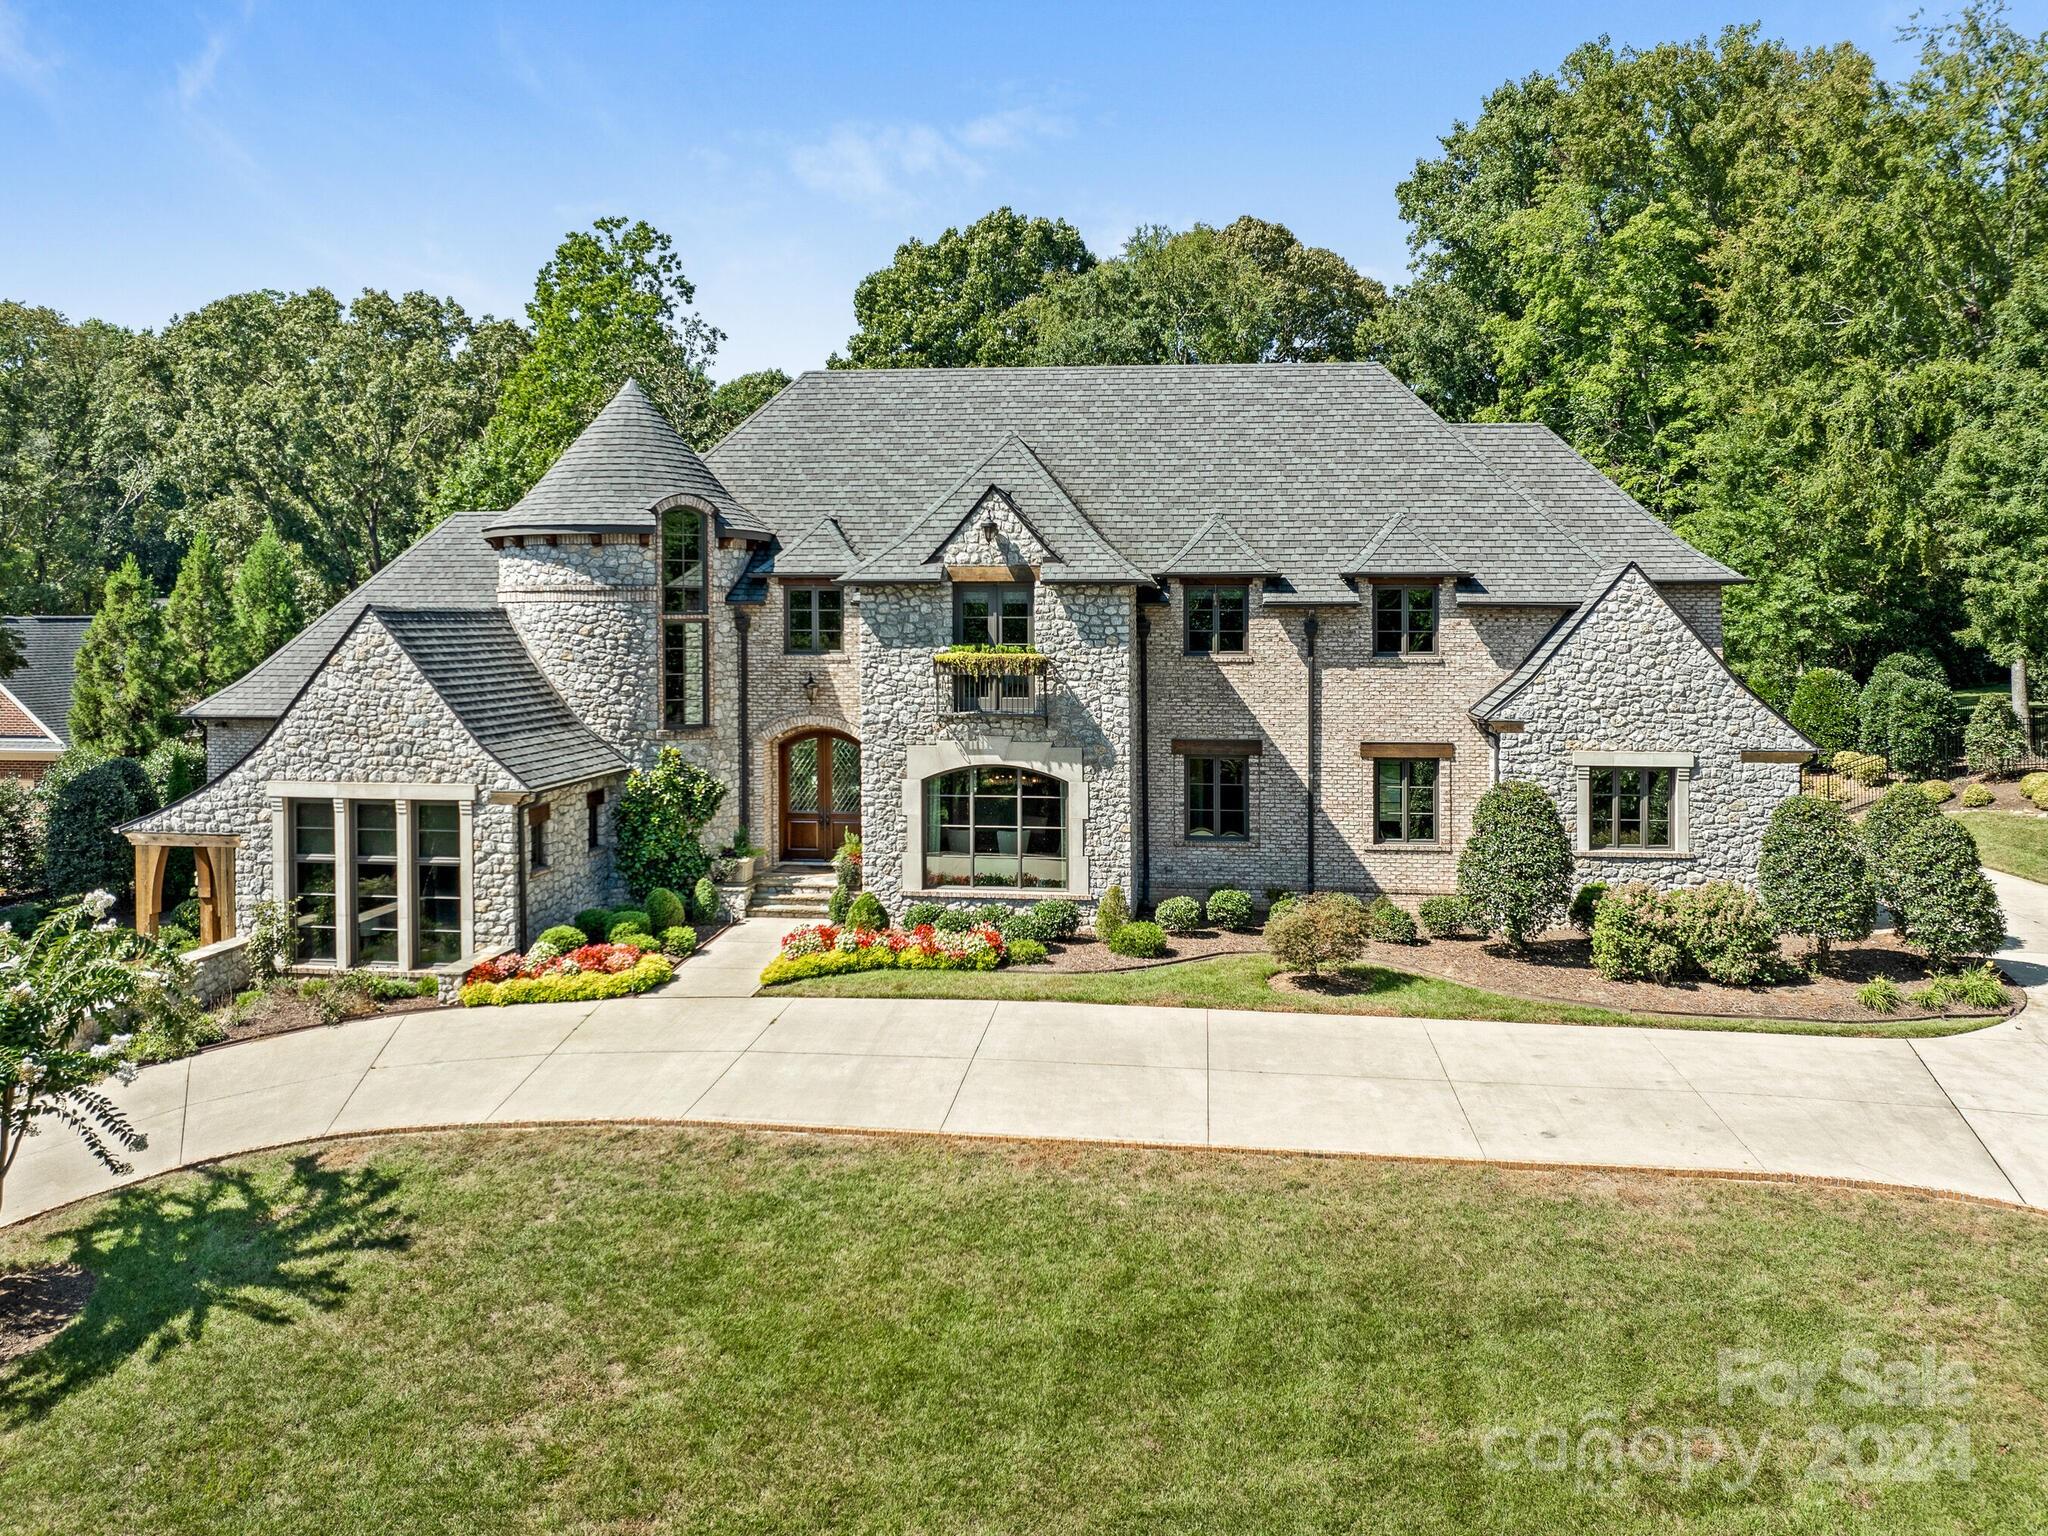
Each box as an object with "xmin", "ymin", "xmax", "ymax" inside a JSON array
[{"xmin": 0, "ymin": 1152, "xmax": 410, "ymax": 1423}]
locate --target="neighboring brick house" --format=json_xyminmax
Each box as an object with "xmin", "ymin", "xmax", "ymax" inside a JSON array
[
  {"xmin": 0, "ymin": 616, "xmax": 88, "ymax": 784},
  {"xmin": 127, "ymin": 367, "xmax": 1808, "ymax": 972}
]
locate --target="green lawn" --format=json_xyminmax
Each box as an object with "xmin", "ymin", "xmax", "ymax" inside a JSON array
[
  {"xmin": 0, "ymin": 1129, "xmax": 2043, "ymax": 1533},
  {"xmin": 1958, "ymin": 811, "xmax": 2048, "ymax": 884},
  {"xmin": 767, "ymin": 952, "xmax": 1997, "ymax": 1038}
]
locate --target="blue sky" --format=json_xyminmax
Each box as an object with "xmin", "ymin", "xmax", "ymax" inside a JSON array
[{"xmin": 2, "ymin": 1, "xmax": 2031, "ymax": 379}]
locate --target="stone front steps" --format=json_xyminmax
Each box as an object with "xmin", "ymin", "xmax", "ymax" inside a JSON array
[{"xmin": 749, "ymin": 864, "xmax": 837, "ymax": 920}]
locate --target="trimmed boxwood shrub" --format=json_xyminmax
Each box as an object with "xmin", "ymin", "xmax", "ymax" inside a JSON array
[
  {"xmin": 1964, "ymin": 697, "xmax": 2030, "ymax": 777},
  {"xmin": 848, "ymin": 891, "xmax": 888, "ymax": 930},
  {"xmin": 1095, "ymin": 885, "xmax": 1129, "ymax": 941},
  {"xmin": 1266, "ymin": 893, "xmax": 1370, "ymax": 976},
  {"xmin": 2020, "ymin": 770, "xmax": 2048, "ymax": 808},
  {"xmin": 537, "ymin": 924, "xmax": 588, "ymax": 951},
  {"xmin": 1673, "ymin": 882, "xmax": 1780, "ymax": 986},
  {"xmin": 1007, "ymin": 938, "xmax": 1049, "ymax": 965},
  {"xmin": 1858, "ymin": 651, "xmax": 1946, "ymax": 755},
  {"xmin": 1863, "ymin": 782, "xmax": 1942, "ymax": 932},
  {"xmin": 1887, "ymin": 817, "xmax": 2007, "ymax": 969},
  {"xmin": 1568, "ymin": 881, "xmax": 1609, "ymax": 934},
  {"xmin": 1456, "ymin": 780, "xmax": 1572, "ymax": 951},
  {"xmin": 607, "ymin": 909, "xmax": 651, "ymax": 940},
  {"xmin": 1786, "ymin": 667, "xmax": 1860, "ymax": 754},
  {"xmin": 933, "ymin": 906, "xmax": 973, "ymax": 933},
  {"xmin": 969, "ymin": 903, "xmax": 1010, "ymax": 928},
  {"xmin": 1960, "ymin": 782, "xmax": 1996, "ymax": 808},
  {"xmin": 1590, "ymin": 884, "xmax": 1684, "ymax": 982},
  {"xmin": 827, "ymin": 884, "xmax": 851, "ymax": 925},
  {"xmin": 1031, "ymin": 898, "xmax": 1081, "ymax": 939},
  {"xmin": 1919, "ymin": 779, "xmax": 1956, "ymax": 803},
  {"xmin": 693, "ymin": 876, "xmax": 721, "ymax": 923},
  {"xmin": 1106, "ymin": 919, "xmax": 1167, "ymax": 958},
  {"xmin": 1205, "ymin": 889, "xmax": 1254, "ymax": 931},
  {"xmin": 45, "ymin": 755, "xmax": 158, "ymax": 897},
  {"xmin": 1365, "ymin": 897, "xmax": 1418, "ymax": 945},
  {"xmin": 645, "ymin": 887, "xmax": 689, "ymax": 934},
  {"xmin": 575, "ymin": 908, "xmax": 611, "ymax": 943},
  {"xmin": 1758, "ymin": 795, "xmax": 1874, "ymax": 961},
  {"xmin": 997, "ymin": 907, "xmax": 1048, "ymax": 942},
  {"xmin": 660, "ymin": 925, "xmax": 699, "ymax": 958},
  {"xmin": 903, "ymin": 901, "xmax": 946, "ymax": 929},
  {"xmin": 1416, "ymin": 894, "xmax": 1471, "ymax": 938},
  {"xmin": 1886, "ymin": 675, "xmax": 1963, "ymax": 779},
  {"xmin": 1155, "ymin": 896, "xmax": 1202, "ymax": 934},
  {"xmin": 462, "ymin": 953, "xmax": 674, "ymax": 1006}
]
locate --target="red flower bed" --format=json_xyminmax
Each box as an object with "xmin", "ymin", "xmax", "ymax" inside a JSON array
[{"xmin": 464, "ymin": 941, "xmax": 643, "ymax": 985}]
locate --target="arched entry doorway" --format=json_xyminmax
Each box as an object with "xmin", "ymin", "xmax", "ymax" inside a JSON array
[{"xmin": 780, "ymin": 730, "xmax": 860, "ymax": 860}]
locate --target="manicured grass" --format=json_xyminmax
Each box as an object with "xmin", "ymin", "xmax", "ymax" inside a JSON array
[
  {"xmin": 1, "ymin": 1131, "xmax": 2045, "ymax": 1533},
  {"xmin": 1957, "ymin": 811, "xmax": 2048, "ymax": 885},
  {"xmin": 767, "ymin": 952, "xmax": 1999, "ymax": 1037}
]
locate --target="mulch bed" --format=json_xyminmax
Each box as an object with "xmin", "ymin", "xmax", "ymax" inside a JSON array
[
  {"xmin": 1343, "ymin": 928, "xmax": 2023, "ymax": 1023},
  {"xmin": 1016, "ymin": 929, "xmax": 1268, "ymax": 973},
  {"xmin": 210, "ymin": 989, "xmax": 441, "ymax": 1049},
  {"xmin": 1937, "ymin": 777, "xmax": 2048, "ymax": 815},
  {"xmin": 0, "ymin": 1264, "xmax": 95, "ymax": 1364}
]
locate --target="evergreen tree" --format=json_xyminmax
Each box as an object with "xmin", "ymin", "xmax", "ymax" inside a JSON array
[
  {"xmin": 68, "ymin": 555, "xmax": 173, "ymax": 757},
  {"xmin": 162, "ymin": 528, "xmax": 240, "ymax": 705},
  {"xmin": 230, "ymin": 524, "xmax": 306, "ymax": 672}
]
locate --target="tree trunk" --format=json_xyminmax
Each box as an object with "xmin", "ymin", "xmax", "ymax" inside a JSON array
[{"xmin": 2015, "ymin": 655, "xmax": 2035, "ymax": 751}]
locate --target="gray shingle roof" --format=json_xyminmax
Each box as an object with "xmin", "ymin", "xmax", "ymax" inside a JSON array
[
  {"xmin": 480, "ymin": 379, "xmax": 767, "ymax": 540},
  {"xmin": 188, "ymin": 511, "xmax": 502, "ymax": 721},
  {"xmin": 767, "ymin": 516, "xmax": 860, "ymax": 579},
  {"xmin": 373, "ymin": 608, "xmax": 628, "ymax": 792},
  {"xmin": 1160, "ymin": 515, "xmax": 1279, "ymax": 578},
  {"xmin": 706, "ymin": 364, "xmax": 1686, "ymax": 603},
  {"xmin": 1344, "ymin": 514, "xmax": 1464, "ymax": 578},
  {"xmin": 842, "ymin": 431, "xmax": 1151, "ymax": 585},
  {"xmin": 0, "ymin": 615, "xmax": 87, "ymax": 745},
  {"xmin": 1456, "ymin": 423, "xmax": 1740, "ymax": 584}
]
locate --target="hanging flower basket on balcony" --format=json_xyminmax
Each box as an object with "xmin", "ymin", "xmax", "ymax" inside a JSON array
[{"xmin": 931, "ymin": 644, "xmax": 1050, "ymax": 676}]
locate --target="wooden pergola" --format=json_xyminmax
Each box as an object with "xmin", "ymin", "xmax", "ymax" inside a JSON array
[{"xmin": 127, "ymin": 831, "xmax": 240, "ymax": 946}]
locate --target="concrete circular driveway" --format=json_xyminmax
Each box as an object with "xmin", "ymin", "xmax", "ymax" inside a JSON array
[{"xmin": 6, "ymin": 873, "xmax": 2046, "ymax": 1225}]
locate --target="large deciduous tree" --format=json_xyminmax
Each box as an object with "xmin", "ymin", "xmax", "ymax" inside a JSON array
[
  {"xmin": 440, "ymin": 217, "xmax": 721, "ymax": 512},
  {"xmin": 834, "ymin": 208, "xmax": 1095, "ymax": 368},
  {"xmin": 696, "ymin": 369, "xmax": 791, "ymax": 449}
]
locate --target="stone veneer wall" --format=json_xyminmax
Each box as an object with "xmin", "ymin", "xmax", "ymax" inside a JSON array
[
  {"xmin": 1495, "ymin": 569, "xmax": 1799, "ymax": 886},
  {"xmin": 129, "ymin": 615, "xmax": 528, "ymax": 951},
  {"xmin": 1142, "ymin": 579, "xmax": 1564, "ymax": 901},
  {"xmin": 525, "ymin": 779, "xmax": 627, "ymax": 933},
  {"xmin": 853, "ymin": 579, "xmax": 1135, "ymax": 913}
]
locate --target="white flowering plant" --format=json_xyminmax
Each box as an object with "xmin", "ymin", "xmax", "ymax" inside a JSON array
[{"xmin": 0, "ymin": 891, "xmax": 204, "ymax": 1213}]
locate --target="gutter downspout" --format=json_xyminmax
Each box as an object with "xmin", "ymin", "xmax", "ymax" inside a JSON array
[
  {"xmin": 735, "ymin": 610, "xmax": 753, "ymax": 836},
  {"xmin": 1303, "ymin": 614, "xmax": 1320, "ymax": 893},
  {"xmin": 1134, "ymin": 610, "xmax": 1151, "ymax": 909},
  {"xmin": 514, "ymin": 806, "xmax": 530, "ymax": 952}
]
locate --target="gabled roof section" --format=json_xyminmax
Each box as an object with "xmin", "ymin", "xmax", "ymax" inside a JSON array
[
  {"xmin": 372, "ymin": 608, "xmax": 628, "ymax": 792},
  {"xmin": 1456, "ymin": 423, "xmax": 1740, "ymax": 584},
  {"xmin": 0, "ymin": 681, "xmax": 60, "ymax": 752},
  {"xmin": 0, "ymin": 615, "xmax": 88, "ymax": 746},
  {"xmin": 481, "ymin": 379, "xmax": 767, "ymax": 540},
  {"xmin": 1343, "ymin": 515, "xmax": 1465, "ymax": 578},
  {"xmin": 768, "ymin": 516, "xmax": 860, "ymax": 580},
  {"xmin": 1159, "ymin": 515, "xmax": 1279, "ymax": 579},
  {"xmin": 188, "ymin": 511, "xmax": 501, "ymax": 721},
  {"xmin": 1261, "ymin": 572, "xmax": 1360, "ymax": 607},
  {"xmin": 843, "ymin": 432, "xmax": 1149, "ymax": 585}
]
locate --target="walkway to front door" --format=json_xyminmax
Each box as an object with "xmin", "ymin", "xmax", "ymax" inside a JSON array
[{"xmin": 780, "ymin": 730, "xmax": 860, "ymax": 861}]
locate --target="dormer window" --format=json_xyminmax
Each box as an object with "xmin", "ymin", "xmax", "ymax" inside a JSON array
[
  {"xmin": 1185, "ymin": 585, "xmax": 1248, "ymax": 654},
  {"xmin": 662, "ymin": 507, "xmax": 710, "ymax": 729},
  {"xmin": 1372, "ymin": 585, "xmax": 1437, "ymax": 657}
]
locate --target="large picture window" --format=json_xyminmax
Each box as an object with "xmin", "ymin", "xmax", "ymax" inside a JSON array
[
  {"xmin": 1186, "ymin": 756, "xmax": 1249, "ymax": 839},
  {"xmin": 922, "ymin": 766, "xmax": 1067, "ymax": 889},
  {"xmin": 291, "ymin": 801, "xmax": 338, "ymax": 963},
  {"xmin": 1372, "ymin": 586, "xmax": 1437, "ymax": 657},
  {"xmin": 954, "ymin": 583, "xmax": 1031, "ymax": 646},
  {"xmin": 414, "ymin": 803, "xmax": 463, "ymax": 966},
  {"xmin": 1587, "ymin": 766, "xmax": 1675, "ymax": 850},
  {"xmin": 1184, "ymin": 585, "xmax": 1248, "ymax": 654},
  {"xmin": 662, "ymin": 508, "xmax": 710, "ymax": 729},
  {"xmin": 785, "ymin": 586, "xmax": 843, "ymax": 654},
  {"xmin": 1374, "ymin": 759, "xmax": 1439, "ymax": 844}
]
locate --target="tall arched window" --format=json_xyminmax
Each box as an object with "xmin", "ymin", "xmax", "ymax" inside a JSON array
[
  {"xmin": 662, "ymin": 506, "xmax": 709, "ymax": 729},
  {"xmin": 922, "ymin": 767, "xmax": 1067, "ymax": 889}
]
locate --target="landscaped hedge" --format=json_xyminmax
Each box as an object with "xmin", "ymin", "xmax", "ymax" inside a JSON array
[
  {"xmin": 1205, "ymin": 889, "xmax": 1253, "ymax": 931},
  {"xmin": 1106, "ymin": 920, "xmax": 1166, "ymax": 958},
  {"xmin": 1154, "ymin": 896, "xmax": 1201, "ymax": 934},
  {"xmin": 462, "ymin": 953, "xmax": 674, "ymax": 1006},
  {"xmin": 1591, "ymin": 881, "xmax": 1780, "ymax": 985}
]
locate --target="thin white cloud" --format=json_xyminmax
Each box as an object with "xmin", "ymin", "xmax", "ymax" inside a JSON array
[
  {"xmin": 176, "ymin": 29, "xmax": 229, "ymax": 106},
  {"xmin": 787, "ymin": 104, "xmax": 1066, "ymax": 215},
  {"xmin": 0, "ymin": 0, "xmax": 57, "ymax": 97}
]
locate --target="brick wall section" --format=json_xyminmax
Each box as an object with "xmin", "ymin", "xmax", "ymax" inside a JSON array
[
  {"xmin": 204, "ymin": 718, "xmax": 272, "ymax": 782},
  {"xmin": 1660, "ymin": 582, "xmax": 1726, "ymax": 652},
  {"xmin": 748, "ymin": 577, "xmax": 860, "ymax": 861},
  {"xmin": 1143, "ymin": 578, "xmax": 1564, "ymax": 902}
]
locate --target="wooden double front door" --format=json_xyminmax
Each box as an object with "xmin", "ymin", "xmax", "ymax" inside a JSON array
[{"xmin": 780, "ymin": 731, "xmax": 860, "ymax": 860}]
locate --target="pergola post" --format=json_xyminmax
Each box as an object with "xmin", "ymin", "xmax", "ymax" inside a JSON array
[
  {"xmin": 133, "ymin": 842, "xmax": 168, "ymax": 937},
  {"xmin": 127, "ymin": 833, "xmax": 239, "ymax": 944}
]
